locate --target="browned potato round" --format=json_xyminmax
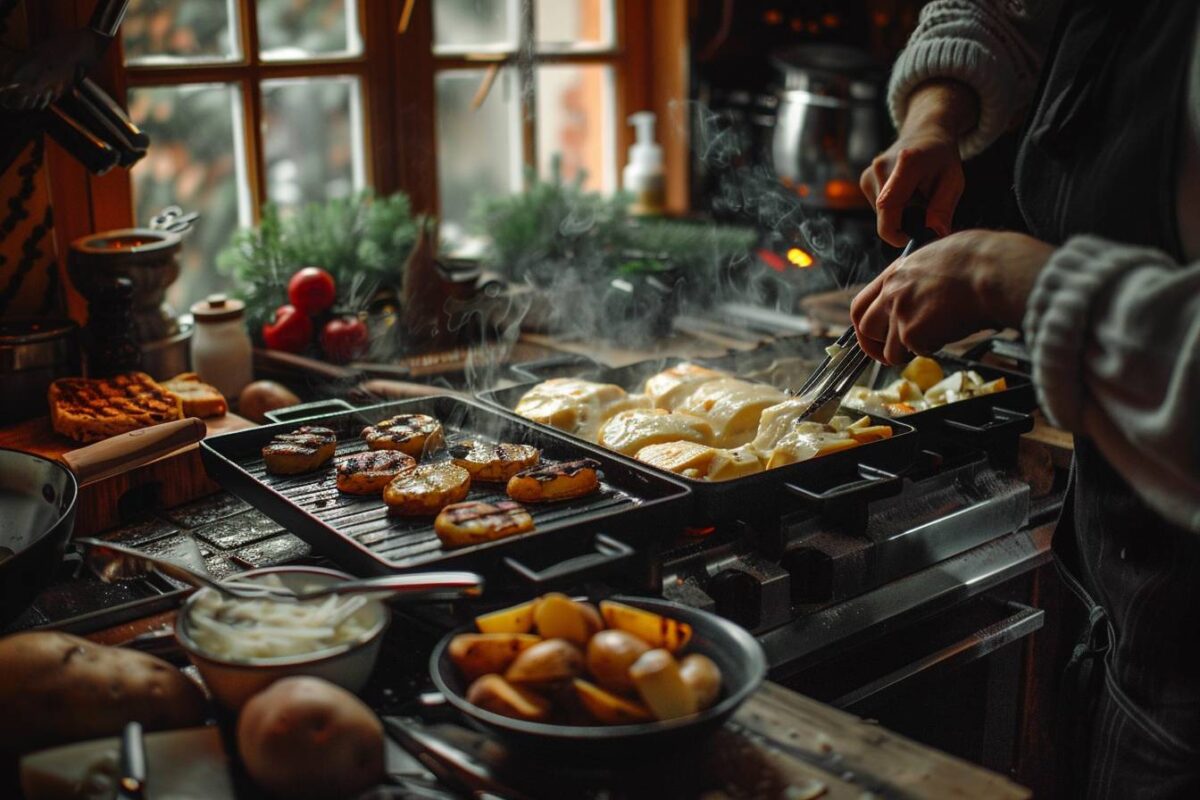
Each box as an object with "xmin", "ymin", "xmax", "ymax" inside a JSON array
[
  {"xmin": 504, "ymin": 638, "xmax": 584, "ymax": 686},
  {"xmin": 533, "ymin": 593, "xmax": 603, "ymax": 646},
  {"xmin": 238, "ymin": 676, "xmax": 384, "ymax": 800},
  {"xmin": 679, "ymin": 653, "xmax": 722, "ymax": 710},
  {"xmin": 449, "ymin": 633, "xmax": 541, "ymax": 681},
  {"xmin": 466, "ymin": 674, "xmax": 552, "ymax": 722},
  {"xmin": 0, "ymin": 632, "xmax": 205, "ymax": 755},
  {"xmin": 586, "ymin": 629, "xmax": 651, "ymax": 694}
]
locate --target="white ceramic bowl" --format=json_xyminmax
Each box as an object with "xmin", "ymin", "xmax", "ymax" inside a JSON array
[{"xmin": 176, "ymin": 566, "xmax": 389, "ymax": 710}]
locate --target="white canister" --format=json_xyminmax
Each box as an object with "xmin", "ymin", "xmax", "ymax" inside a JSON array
[{"xmin": 189, "ymin": 294, "xmax": 253, "ymax": 400}]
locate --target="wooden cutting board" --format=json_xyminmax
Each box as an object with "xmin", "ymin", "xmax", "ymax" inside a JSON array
[{"xmin": 0, "ymin": 414, "xmax": 254, "ymax": 536}]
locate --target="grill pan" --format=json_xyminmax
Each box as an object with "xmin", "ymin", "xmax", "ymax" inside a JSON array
[
  {"xmin": 479, "ymin": 372, "xmax": 918, "ymax": 524},
  {"xmin": 200, "ymin": 397, "xmax": 691, "ymax": 588}
]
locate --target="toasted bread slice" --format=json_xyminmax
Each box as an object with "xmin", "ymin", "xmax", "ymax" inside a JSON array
[
  {"xmin": 162, "ymin": 372, "xmax": 228, "ymax": 418},
  {"xmin": 49, "ymin": 372, "xmax": 184, "ymax": 443}
]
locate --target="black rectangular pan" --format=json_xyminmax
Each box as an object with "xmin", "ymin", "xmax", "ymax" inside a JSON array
[
  {"xmin": 200, "ymin": 396, "xmax": 692, "ymax": 589},
  {"xmin": 479, "ymin": 376, "xmax": 919, "ymax": 525}
]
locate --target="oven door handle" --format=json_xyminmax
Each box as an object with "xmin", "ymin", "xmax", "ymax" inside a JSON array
[
  {"xmin": 832, "ymin": 601, "xmax": 1044, "ymax": 709},
  {"xmin": 503, "ymin": 534, "xmax": 634, "ymax": 587}
]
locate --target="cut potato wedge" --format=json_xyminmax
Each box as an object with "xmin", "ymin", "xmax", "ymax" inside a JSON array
[
  {"xmin": 466, "ymin": 675, "xmax": 551, "ymax": 722},
  {"xmin": 599, "ymin": 600, "xmax": 692, "ymax": 652},
  {"xmin": 448, "ymin": 633, "xmax": 541, "ymax": 681},
  {"xmin": 475, "ymin": 600, "xmax": 539, "ymax": 634},
  {"xmin": 848, "ymin": 425, "xmax": 893, "ymax": 444},
  {"xmin": 586, "ymin": 629, "xmax": 651, "ymax": 694},
  {"xmin": 629, "ymin": 649, "xmax": 698, "ymax": 721},
  {"xmin": 679, "ymin": 653, "xmax": 722, "ymax": 710},
  {"xmin": 533, "ymin": 593, "xmax": 603, "ymax": 646},
  {"xmin": 574, "ymin": 679, "xmax": 653, "ymax": 725},
  {"xmin": 504, "ymin": 639, "xmax": 585, "ymax": 686}
]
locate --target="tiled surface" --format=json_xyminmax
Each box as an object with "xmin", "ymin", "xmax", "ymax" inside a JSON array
[{"xmin": 4, "ymin": 491, "xmax": 320, "ymax": 633}]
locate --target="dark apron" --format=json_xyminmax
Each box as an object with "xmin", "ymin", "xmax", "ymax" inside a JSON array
[{"xmin": 1014, "ymin": 1, "xmax": 1200, "ymax": 797}]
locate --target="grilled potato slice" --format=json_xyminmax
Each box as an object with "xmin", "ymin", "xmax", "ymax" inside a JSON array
[
  {"xmin": 361, "ymin": 414, "xmax": 444, "ymax": 458},
  {"xmin": 262, "ymin": 426, "xmax": 337, "ymax": 475},
  {"xmin": 334, "ymin": 450, "xmax": 416, "ymax": 494},
  {"xmin": 434, "ymin": 500, "xmax": 535, "ymax": 548},
  {"xmin": 506, "ymin": 458, "xmax": 601, "ymax": 503},
  {"xmin": 383, "ymin": 462, "xmax": 470, "ymax": 515},
  {"xmin": 449, "ymin": 440, "xmax": 540, "ymax": 482}
]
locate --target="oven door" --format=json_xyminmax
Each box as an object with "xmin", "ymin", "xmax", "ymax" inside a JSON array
[{"xmin": 778, "ymin": 592, "xmax": 1044, "ymax": 774}]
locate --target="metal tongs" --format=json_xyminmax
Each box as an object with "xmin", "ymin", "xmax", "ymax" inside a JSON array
[{"xmin": 791, "ymin": 205, "xmax": 940, "ymax": 425}]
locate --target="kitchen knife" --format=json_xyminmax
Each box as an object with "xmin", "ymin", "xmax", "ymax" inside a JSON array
[{"xmin": 116, "ymin": 721, "xmax": 147, "ymax": 800}]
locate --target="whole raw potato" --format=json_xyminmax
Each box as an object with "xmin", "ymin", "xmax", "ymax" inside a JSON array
[
  {"xmin": 237, "ymin": 676, "xmax": 385, "ymax": 800},
  {"xmin": 237, "ymin": 380, "xmax": 301, "ymax": 423},
  {"xmin": 0, "ymin": 632, "xmax": 206, "ymax": 755}
]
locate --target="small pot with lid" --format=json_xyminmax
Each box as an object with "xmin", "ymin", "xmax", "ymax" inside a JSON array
[
  {"xmin": 0, "ymin": 318, "xmax": 80, "ymax": 423},
  {"xmin": 190, "ymin": 294, "xmax": 252, "ymax": 400}
]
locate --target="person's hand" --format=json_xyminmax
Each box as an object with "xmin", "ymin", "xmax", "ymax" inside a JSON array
[
  {"xmin": 860, "ymin": 80, "xmax": 979, "ymax": 246},
  {"xmin": 850, "ymin": 230, "xmax": 1055, "ymax": 365}
]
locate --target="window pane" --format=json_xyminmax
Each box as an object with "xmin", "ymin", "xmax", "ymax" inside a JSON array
[
  {"xmin": 535, "ymin": 0, "xmax": 613, "ymax": 51},
  {"xmin": 123, "ymin": 0, "xmax": 240, "ymax": 65},
  {"xmin": 128, "ymin": 84, "xmax": 252, "ymax": 309},
  {"xmin": 433, "ymin": 0, "xmax": 517, "ymax": 53},
  {"xmin": 257, "ymin": 0, "xmax": 363, "ymax": 61},
  {"xmin": 436, "ymin": 69, "xmax": 522, "ymax": 242},
  {"xmin": 536, "ymin": 65, "xmax": 616, "ymax": 193},
  {"xmin": 261, "ymin": 77, "xmax": 366, "ymax": 211}
]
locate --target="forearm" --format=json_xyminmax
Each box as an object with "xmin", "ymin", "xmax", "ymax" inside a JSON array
[
  {"xmin": 889, "ymin": 0, "xmax": 1065, "ymax": 158},
  {"xmin": 1024, "ymin": 236, "xmax": 1200, "ymax": 531}
]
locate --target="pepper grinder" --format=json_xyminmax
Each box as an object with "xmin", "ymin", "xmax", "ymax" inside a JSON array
[{"xmin": 85, "ymin": 277, "xmax": 142, "ymax": 377}]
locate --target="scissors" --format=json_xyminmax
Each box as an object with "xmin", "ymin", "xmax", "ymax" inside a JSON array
[{"xmin": 149, "ymin": 205, "xmax": 199, "ymax": 235}]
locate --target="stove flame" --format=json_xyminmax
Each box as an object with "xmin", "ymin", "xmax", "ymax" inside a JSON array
[{"xmin": 786, "ymin": 247, "xmax": 814, "ymax": 268}]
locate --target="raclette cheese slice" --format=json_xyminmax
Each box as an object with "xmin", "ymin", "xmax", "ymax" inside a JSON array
[
  {"xmin": 766, "ymin": 431, "xmax": 860, "ymax": 469},
  {"xmin": 642, "ymin": 363, "xmax": 728, "ymax": 410},
  {"xmin": 598, "ymin": 408, "xmax": 713, "ymax": 456},
  {"xmin": 514, "ymin": 378, "xmax": 645, "ymax": 440},
  {"xmin": 634, "ymin": 440, "xmax": 763, "ymax": 481},
  {"xmin": 675, "ymin": 379, "xmax": 787, "ymax": 448}
]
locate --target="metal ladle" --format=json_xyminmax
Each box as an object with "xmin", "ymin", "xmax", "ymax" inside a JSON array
[{"xmin": 76, "ymin": 538, "xmax": 485, "ymax": 603}]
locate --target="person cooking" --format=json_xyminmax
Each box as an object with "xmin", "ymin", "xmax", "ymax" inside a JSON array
[{"xmin": 853, "ymin": 1, "xmax": 1200, "ymax": 796}]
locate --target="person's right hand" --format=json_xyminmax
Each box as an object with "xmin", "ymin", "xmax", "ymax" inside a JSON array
[{"xmin": 859, "ymin": 80, "xmax": 979, "ymax": 247}]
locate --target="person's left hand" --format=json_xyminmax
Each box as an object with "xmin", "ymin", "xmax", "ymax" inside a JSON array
[{"xmin": 850, "ymin": 229, "xmax": 1055, "ymax": 365}]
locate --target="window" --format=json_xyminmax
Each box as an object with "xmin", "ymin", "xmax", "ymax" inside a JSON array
[
  {"xmin": 430, "ymin": 0, "xmax": 618, "ymax": 244},
  {"xmin": 68, "ymin": 0, "xmax": 679, "ymax": 310}
]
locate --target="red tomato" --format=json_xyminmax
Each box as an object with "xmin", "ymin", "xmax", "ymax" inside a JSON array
[
  {"xmin": 320, "ymin": 317, "xmax": 369, "ymax": 363},
  {"xmin": 262, "ymin": 304, "xmax": 313, "ymax": 353},
  {"xmin": 287, "ymin": 267, "xmax": 336, "ymax": 315}
]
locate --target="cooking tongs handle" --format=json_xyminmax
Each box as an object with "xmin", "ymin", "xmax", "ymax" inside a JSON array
[
  {"xmin": 900, "ymin": 202, "xmax": 940, "ymax": 256},
  {"xmin": 503, "ymin": 534, "xmax": 633, "ymax": 586}
]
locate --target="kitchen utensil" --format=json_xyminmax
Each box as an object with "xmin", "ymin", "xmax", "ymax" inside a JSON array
[
  {"xmin": 148, "ymin": 205, "xmax": 199, "ymax": 236},
  {"xmin": 771, "ymin": 44, "xmax": 886, "ymax": 210},
  {"xmin": 0, "ymin": 417, "xmax": 205, "ymax": 624},
  {"xmin": 199, "ymin": 397, "xmax": 691, "ymax": 587},
  {"xmin": 385, "ymin": 717, "xmax": 533, "ymax": 800},
  {"xmin": 116, "ymin": 722, "xmax": 146, "ymax": 800},
  {"xmin": 175, "ymin": 566, "xmax": 391, "ymax": 709},
  {"xmin": 429, "ymin": 595, "xmax": 767, "ymax": 756},
  {"xmin": 0, "ymin": 317, "xmax": 80, "ymax": 424},
  {"xmin": 79, "ymin": 538, "xmax": 486, "ymax": 603},
  {"xmin": 68, "ymin": 229, "xmax": 183, "ymax": 343},
  {"xmin": 789, "ymin": 326, "xmax": 874, "ymax": 426}
]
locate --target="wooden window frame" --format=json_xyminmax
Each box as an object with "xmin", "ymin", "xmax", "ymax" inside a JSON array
[{"xmin": 44, "ymin": 0, "xmax": 689, "ymax": 276}]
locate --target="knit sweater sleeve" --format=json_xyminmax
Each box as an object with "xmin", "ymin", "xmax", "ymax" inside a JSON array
[
  {"xmin": 888, "ymin": 0, "xmax": 1065, "ymax": 158},
  {"xmin": 1023, "ymin": 236, "xmax": 1200, "ymax": 532}
]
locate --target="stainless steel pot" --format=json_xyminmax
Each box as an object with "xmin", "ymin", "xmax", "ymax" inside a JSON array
[
  {"xmin": 771, "ymin": 44, "xmax": 887, "ymax": 210},
  {"xmin": 0, "ymin": 318, "xmax": 81, "ymax": 423}
]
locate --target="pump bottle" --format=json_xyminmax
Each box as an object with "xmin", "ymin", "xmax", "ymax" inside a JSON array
[{"xmin": 623, "ymin": 112, "xmax": 665, "ymax": 216}]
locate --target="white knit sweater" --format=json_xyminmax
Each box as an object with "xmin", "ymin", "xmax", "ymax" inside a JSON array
[{"xmin": 889, "ymin": 0, "xmax": 1200, "ymax": 531}]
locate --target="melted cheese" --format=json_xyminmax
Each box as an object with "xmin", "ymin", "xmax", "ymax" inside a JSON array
[
  {"xmin": 642, "ymin": 363, "xmax": 728, "ymax": 410},
  {"xmin": 676, "ymin": 379, "xmax": 787, "ymax": 447},
  {"xmin": 598, "ymin": 408, "xmax": 713, "ymax": 456},
  {"xmin": 706, "ymin": 446, "xmax": 764, "ymax": 480},
  {"xmin": 766, "ymin": 430, "xmax": 860, "ymax": 469},
  {"xmin": 634, "ymin": 440, "xmax": 717, "ymax": 476},
  {"xmin": 514, "ymin": 378, "xmax": 636, "ymax": 438}
]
